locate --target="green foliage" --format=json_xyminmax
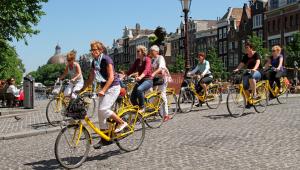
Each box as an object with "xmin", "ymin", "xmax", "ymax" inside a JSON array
[
  {"xmin": 0, "ymin": 39, "xmax": 25, "ymax": 84},
  {"xmin": 0, "ymin": 0, "xmax": 48, "ymax": 43},
  {"xmin": 28, "ymin": 64, "xmax": 65, "ymax": 86},
  {"xmin": 248, "ymin": 35, "xmax": 269, "ymax": 64},
  {"xmin": 285, "ymin": 32, "xmax": 300, "ymax": 67},
  {"xmin": 206, "ymin": 47, "xmax": 227, "ymax": 79},
  {"xmin": 115, "ymin": 64, "xmax": 129, "ymax": 73},
  {"xmin": 169, "ymin": 54, "xmax": 185, "ymax": 73}
]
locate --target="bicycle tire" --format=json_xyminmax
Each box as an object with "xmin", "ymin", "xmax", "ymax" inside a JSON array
[
  {"xmin": 83, "ymin": 96, "xmax": 96, "ymax": 118},
  {"xmin": 178, "ymin": 87, "xmax": 195, "ymax": 113},
  {"xmin": 55, "ymin": 124, "xmax": 91, "ymax": 169},
  {"xmin": 277, "ymin": 78, "xmax": 289, "ymax": 104},
  {"xmin": 144, "ymin": 95, "xmax": 164, "ymax": 128},
  {"xmin": 116, "ymin": 111, "xmax": 145, "ymax": 152},
  {"xmin": 226, "ymin": 87, "xmax": 246, "ymax": 117},
  {"xmin": 46, "ymin": 99, "xmax": 66, "ymax": 127},
  {"xmin": 206, "ymin": 84, "xmax": 222, "ymax": 109},
  {"xmin": 167, "ymin": 92, "xmax": 178, "ymax": 119},
  {"xmin": 253, "ymin": 83, "xmax": 268, "ymax": 113}
]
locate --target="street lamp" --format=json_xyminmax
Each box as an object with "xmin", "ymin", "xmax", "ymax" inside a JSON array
[{"xmin": 180, "ymin": 0, "xmax": 192, "ymax": 77}]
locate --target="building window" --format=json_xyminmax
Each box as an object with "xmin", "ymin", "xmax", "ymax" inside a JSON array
[
  {"xmin": 235, "ymin": 41, "xmax": 238, "ymax": 50},
  {"xmin": 290, "ymin": 15, "xmax": 294, "ymax": 27},
  {"xmin": 219, "ymin": 42, "xmax": 223, "ymax": 54},
  {"xmin": 234, "ymin": 53, "xmax": 239, "ymax": 66},
  {"xmin": 270, "ymin": 0, "xmax": 279, "ymax": 10},
  {"xmin": 228, "ymin": 41, "xmax": 232, "ymax": 50},
  {"xmin": 228, "ymin": 54, "xmax": 233, "ymax": 67},
  {"xmin": 287, "ymin": 0, "xmax": 296, "ymax": 4},
  {"xmin": 218, "ymin": 29, "xmax": 222, "ymax": 39},
  {"xmin": 223, "ymin": 41, "xmax": 227, "ymax": 53},
  {"xmin": 286, "ymin": 36, "xmax": 294, "ymax": 45},
  {"xmin": 223, "ymin": 55, "xmax": 227, "ymax": 69},
  {"xmin": 258, "ymin": 30, "xmax": 263, "ymax": 38},
  {"xmin": 269, "ymin": 38, "xmax": 280, "ymax": 49},
  {"xmin": 223, "ymin": 28, "xmax": 227, "ymax": 38},
  {"xmin": 253, "ymin": 14, "xmax": 262, "ymax": 28}
]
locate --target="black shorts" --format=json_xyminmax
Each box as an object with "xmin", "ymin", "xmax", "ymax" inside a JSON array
[{"xmin": 200, "ymin": 76, "xmax": 213, "ymax": 84}]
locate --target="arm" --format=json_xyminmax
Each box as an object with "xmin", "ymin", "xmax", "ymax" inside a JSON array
[
  {"xmin": 201, "ymin": 61, "xmax": 210, "ymax": 76},
  {"xmin": 127, "ymin": 60, "xmax": 138, "ymax": 76},
  {"xmin": 152, "ymin": 57, "xmax": 166, "ymax": 77},
  {"xmin": 71, "ymin": 63, "xmax": 82, "ymax": 81},
  {"xmin": 190, "ymin": 65, "xmax": 199, "ymax": 74},
  {"xmin": 276, "ymin": 56, "xmax": 283, "ymax": 71},
  {"xmin": 59, "ymin": 66, "xmax": 68, "ymax": 80},
  {"xmin": 253, "ymin": 59, "xmax": 261, "ymax": 71},
  {"xmin": 138, "ymin": 57, "xmax": 151, "ymax": 80},
  {"xmin": 100, "ymin": 64, "xmax": 114, "ymax": 94},
  {"xmin": 234, "ymin": 62, "xmax": 245, "ymax": 71}
]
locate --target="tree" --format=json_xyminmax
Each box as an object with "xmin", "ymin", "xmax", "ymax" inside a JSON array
[
  {"xmin": 168, "ymin": 54, "xmax": 185, "ymax": 73},
  {"xmin": 28, "ymin": 64, "xmax": 65, "ymax": 86},
  {"xmin": 206, "ymin": 47, "xmax": 227, "ymax": 79},
  {"xmin": 0, "ymin": 39, "xmax": 25, "ymax": 84},
  {"xmin": 285, "ymin": 32, "xmax": 300, "ymax": 67},
  {"xmin": 0, "ymin": 0, "xmax": 48, "ymax": 43},
  {"xmin": 248, "ymin": 35, "xmax": 269, "ymax": 64}
]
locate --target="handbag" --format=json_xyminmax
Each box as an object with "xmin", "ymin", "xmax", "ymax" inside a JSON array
[{"xmin": 153, "ymin": 76, "xmax": 164, "ymax": 86}]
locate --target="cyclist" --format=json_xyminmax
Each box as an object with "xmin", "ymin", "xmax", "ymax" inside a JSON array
[
  {"xmin": 80, "ymin": 41, "xmax": 127, "ymax": 149},
  {"xmin": 233, "ymin": 42, "xmax": 261, "ymax": 103},
  {"xmin": 126, "ymin": 45, "xmax": 153, "ymax": 112},
  {"xmin": 188, "ymin": 52, "xmax": 213, "ymax": 96},
  {"xmin": 264, "ymin": 45, "xmax": 285, "ymax": 93},
  {"xmin": 150, "ymin": 45, "xmax": 172, "ymax": 122},
  {"xmin": 59, "ymin": 50, "xmax": 84, "ymax": 99}
]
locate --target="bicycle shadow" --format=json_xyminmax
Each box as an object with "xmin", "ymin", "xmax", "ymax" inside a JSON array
[
  {"xmin": 29, "ymin": 122, "xmax": 52, "ymax": 130},
  {"xmin": 203, "ymin": 111, "xmax": 255, "ymax": 120},
  {"xmin": 24, "ymin": 149, "xmax": 124, "ymax": 170}
]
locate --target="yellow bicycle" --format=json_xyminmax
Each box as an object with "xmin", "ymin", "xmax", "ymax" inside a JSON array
[
  {"xmin": 226, "ymin": 70, "xmax": 269, "ymax": 117},
  {"xmin": 178, "ymin": 74, "xmax": 222, "ymax": 113},
  {"xmin": 46, "ymin": 80, "xmax": 97, "ymax": 126},
  {"xmin": 262, "ymin": 68, "xmax": 289, "ymax": 104},
  {"xmin": 54, "ymin": 94, "xmax": 145, "ymax": 169}
]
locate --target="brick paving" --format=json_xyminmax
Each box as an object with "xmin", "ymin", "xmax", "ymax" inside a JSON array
[{"xmin": 0, "ymin": 96, "xmax": 299, "ymax": 169}]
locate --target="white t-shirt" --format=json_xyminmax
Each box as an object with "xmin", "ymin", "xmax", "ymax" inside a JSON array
[
  {"xmin": 7, "ymin": 85, "xmax": 20, "ymax": 97},
  {"xmin": 152, "ymin": 55, "xmax": 172, "ymax": 82}
]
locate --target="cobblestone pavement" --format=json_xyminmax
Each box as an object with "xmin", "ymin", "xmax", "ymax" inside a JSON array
[{"xmin": 0, "ymin": 97, "xmax": 299, "ymax": 169}]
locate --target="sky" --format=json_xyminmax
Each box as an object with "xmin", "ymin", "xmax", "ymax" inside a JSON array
[{"xmin": 12, "ymin": 0, "xmax": 247, "ymax": 73}]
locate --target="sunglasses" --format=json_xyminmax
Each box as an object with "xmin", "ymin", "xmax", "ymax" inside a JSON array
[
  {"xmin": 137, "ymin": 50, "xmax": 141, "ymax": 52},
  {"xmin": 90, "ymin": 48, "xmax": 98, "ymax": 52}
]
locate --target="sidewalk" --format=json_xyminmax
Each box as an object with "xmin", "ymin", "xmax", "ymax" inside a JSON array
[{"xmin": 0, "ymin": 99, "xmax": 99, "ymax": 140}]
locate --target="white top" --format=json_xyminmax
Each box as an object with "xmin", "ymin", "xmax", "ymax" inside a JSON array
[
  {"xmin": 7, "ymin": 85, "xmax": 20, "ymax": 97},
  {"xmin": 152, "ymin": 55, "xmax": 172, "ymax": 82}
]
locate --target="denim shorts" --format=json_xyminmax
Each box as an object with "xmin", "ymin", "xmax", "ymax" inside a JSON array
[{"xmin": 242, "ymin": 71, "xmax": 261, "ymax": 90}]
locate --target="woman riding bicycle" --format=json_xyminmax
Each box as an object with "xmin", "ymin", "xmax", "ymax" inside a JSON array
[
  {"xmin": 188, "ymin": 52, "xmax": 213, "ymax": 96},
  {"xmin": 233, "ymin": 42, "xmax": 261, "ymax": 102},
  {"xmin": 80, "ymin": 41, "xmax": 127, "ymax": 149},
  {"xmin": 264, "ymin": 45, "xmax": 285, "ymax": 93},
  {"xmin": 59, "ymin": 50, "xmax": 84, "ymax": 99},
  {"xmin": 150, "ymin": 45, "xmax": 172, "ymax": 122},
  {"xmin": 126, "ymin": 45, "xmax": 153, "ymax": 113}
]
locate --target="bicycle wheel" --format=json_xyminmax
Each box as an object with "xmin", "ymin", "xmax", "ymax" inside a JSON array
[
  {"xmin": 144, "ymin": 95, "xmax": 164, "ymax": 128},
  {"xmin": 46, "ymin": 99, "xmax": 66, "ymax": 126},
  {"xmin": 116, "ymin": 111, "xmax": 145, "ymax": 152},
  {"xmin": 206, "ymin": 84, "xmax": 222, "ymax": 109},
  {"xmin": 166, "ymin": 91, "xmax": 178, "ymax": 119},
  {"xmin": 253, "ymin": 83, "xmax": 268, "ymax": 113},
  {"xmin": 55, "ymin": 125, "xmax": 91, "ymax": 169},
  {"xmin": 277, "ymin": 78, "xmax": 289, "ymax": 104},
  {"xmin": 178, "ymin": 87, "xmax": 195, "ymax": 113},
  {"xmin": 226, "ymin": 87, "xmax": 246, "ymax": 117}
]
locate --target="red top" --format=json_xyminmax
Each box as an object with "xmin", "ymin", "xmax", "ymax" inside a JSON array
[{"xmin": 127, "ymin": 56, "xmax": 152, "ymax": 79}]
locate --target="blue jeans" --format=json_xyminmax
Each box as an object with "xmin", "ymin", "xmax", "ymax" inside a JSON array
[
  {"xmin": 130, "ymin": 79, "xmax": 153, "ymax": 108},
  {"xmin": 243, "ymin": 71, "xmax": 261, "ymax": 90}
]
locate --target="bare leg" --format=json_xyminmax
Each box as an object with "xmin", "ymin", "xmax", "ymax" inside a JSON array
[
  {"xmin": 200, "ymin": 83, "xmax": 207, "ymax": 95},
  {"xmin": 249, "ymin": 79, "xmax": 256, "ymax": 96},
  {"xmin": 110, "ymin": 113, "xmax": 125, "ymax": 124}
]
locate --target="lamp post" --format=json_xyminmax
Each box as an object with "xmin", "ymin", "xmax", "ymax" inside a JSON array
[{"xmin": 180, "ymin": 0, "xmax": 192, "ymax": 77}]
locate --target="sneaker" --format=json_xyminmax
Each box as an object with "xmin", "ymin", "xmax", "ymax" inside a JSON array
[
  {"xmin": 163, "ymin": 115, "xmax": 171, "ymax": 122},
  {"xmin": 114, "ymin": 122, "xmax": 128, "ymax": 133}
]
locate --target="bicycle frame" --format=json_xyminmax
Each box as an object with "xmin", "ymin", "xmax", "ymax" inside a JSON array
[
  {"xmin": 263, "ymin": 77, "xmax": 288, "ymax": 97},
  {"xmin": 186, "ymin": 79, "xmax": 218, "ymax": 103},
  {"xmin": 72, "ymin": 105, "xmax": 140, "ymax": 145}
]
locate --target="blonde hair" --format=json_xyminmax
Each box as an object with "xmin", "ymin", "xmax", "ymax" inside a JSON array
[
  {"xmin": 67, "ymin": 50, "xmax": 76, "ymax": 61},
  {"xmin": 272, "ymin": 45, "xmax": 281, "ymax": 53},
  {"xmin": 136, "ymin": 45, "xmax": 148, "ymax": 56},
  {"xmin": 90, "ymin": 41, "xmax": 105, "ymax": 51}
]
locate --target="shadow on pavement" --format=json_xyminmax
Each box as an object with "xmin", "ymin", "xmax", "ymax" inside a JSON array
[
  {"xmin": 29, "ymin": 122, "xmax": 51, "ymax": 130},
  {"xmin": 24, "ymin": 149, "xmax": 123, "ymax": 170},
  {"xmin": 203, "ymin": 111, "xmax": 255, "ymax": 120}
]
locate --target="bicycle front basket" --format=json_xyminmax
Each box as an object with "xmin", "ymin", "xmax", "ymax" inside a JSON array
[{"xmin": 65, "ymin": 98, "xmax": 87, "ymax": 119}]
